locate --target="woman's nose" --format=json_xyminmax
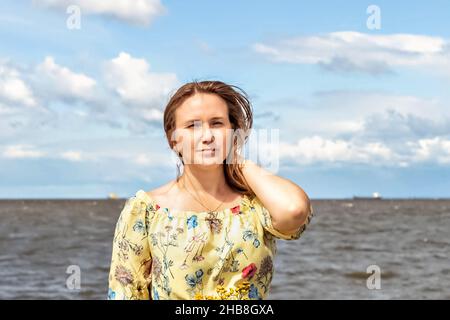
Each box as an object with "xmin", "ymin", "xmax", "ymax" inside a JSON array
[{"xmin": 200, "ymin": 124, "xmax": 215, "ymax": 142}]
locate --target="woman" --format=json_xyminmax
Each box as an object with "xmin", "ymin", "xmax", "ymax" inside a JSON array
[{"xmin": 107, "ymin": 80, "xmax": 314, "ymax": 300}]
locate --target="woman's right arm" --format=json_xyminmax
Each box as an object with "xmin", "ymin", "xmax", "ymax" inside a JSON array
[{"xmin": 107, "ymin": 196, "xmax": 152, "ymax": 300}]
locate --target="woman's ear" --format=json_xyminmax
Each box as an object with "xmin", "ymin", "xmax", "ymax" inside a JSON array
[
  {"xmin": 172, "ymin": 144, "xmax": 181, "ymax": 157},
  {"xmin": 172, "ymin": 142, "xmax": 182, "ymax": 157}
]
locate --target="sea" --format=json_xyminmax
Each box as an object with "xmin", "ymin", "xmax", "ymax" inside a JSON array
[{"xmin": 0, "ymin": 198, "xmax": 449, "ymax": 299}]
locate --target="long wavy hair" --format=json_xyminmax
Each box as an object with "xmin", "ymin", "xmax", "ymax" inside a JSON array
[{"xmin": 163, "ymin": 80, "xmax": 254, "ymax": 197}]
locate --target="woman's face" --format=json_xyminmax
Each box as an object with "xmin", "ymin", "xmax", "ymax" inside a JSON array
[{"xmin": 173, "ymin": 93, "xmax": 234, "ymax": 167}]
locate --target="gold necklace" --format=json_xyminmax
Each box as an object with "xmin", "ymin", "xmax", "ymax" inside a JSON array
[{"xmin": 180, "ymin": 175, "xmax": 225, "ymax": 213}]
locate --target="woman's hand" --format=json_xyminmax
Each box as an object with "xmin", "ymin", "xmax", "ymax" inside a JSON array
[{"xmin": 240, "ymin": 157, "xmax": 312, "ymax": 235}]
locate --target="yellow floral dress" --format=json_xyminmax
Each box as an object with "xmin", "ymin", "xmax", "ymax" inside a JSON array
[{"xmin": 107, "ymin": 189, "xmax": 314, "ymax": 300}]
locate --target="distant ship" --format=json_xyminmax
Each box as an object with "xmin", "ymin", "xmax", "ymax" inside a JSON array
[
  {"xmin": 108, "ymin": 192, "xmax": 119, "ymax": 199},
  {"xmin": 353, "ymin": 192, "xmax": 382, "ymax": 200}
]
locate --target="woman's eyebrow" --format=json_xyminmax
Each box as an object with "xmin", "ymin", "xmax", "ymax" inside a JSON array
[
  {"xmin": 182, "ymin": 119, "xmax": 199, "ymax": 126},
  {"xmin": 183, "ymin": 117, "xmax": 225, "ymax": 125}
]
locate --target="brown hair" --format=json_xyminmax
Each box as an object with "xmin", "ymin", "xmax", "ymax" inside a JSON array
[{"xmin": 163, "ymin": 80, "xmax": 254, "ymax": 197}]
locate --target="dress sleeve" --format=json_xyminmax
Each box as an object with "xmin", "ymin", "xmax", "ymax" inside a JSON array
[
  {"xmin": 253, "ymin": 196, "xmax": 314, "ymax": 241},
  {"xmin": 107, "ymin": 195, "xmax": 152, "ymax": 300}
]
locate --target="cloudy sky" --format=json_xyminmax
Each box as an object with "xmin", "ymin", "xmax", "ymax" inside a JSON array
[{"xmin": 1, "ymin": 0, "xmax": 449, "ymax": 199}]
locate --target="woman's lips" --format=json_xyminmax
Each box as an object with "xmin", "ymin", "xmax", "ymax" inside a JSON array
[{"xmin": 198, "ymin": 148, "xmax": 216, "ymax": 156}]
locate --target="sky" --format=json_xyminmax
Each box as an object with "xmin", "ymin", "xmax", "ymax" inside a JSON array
[{"xmin": 0, "ymin": 0, "xmax": 449, "ymax": 199}]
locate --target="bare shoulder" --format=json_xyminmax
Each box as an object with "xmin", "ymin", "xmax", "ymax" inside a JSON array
[{"xmin": 145, "ymin": 180, "xmax": 177, "ymax": 199}]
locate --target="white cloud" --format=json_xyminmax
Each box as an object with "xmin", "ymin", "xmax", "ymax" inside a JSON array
[
  {"xmin": 33, "ymin": 0, "xmax": 167, "ymax": 26},
  {"xmin": 0, "ymin": 64, "xmax": 36, "ymax": 107},
  {"xmin": 2, "ymin": 145, "xmax": 46, "ymax": 159},
  {"xmin": 0, "ymin": 52, "xmax": 180, "ymax": 144},
  {"xmin": 103, "ymin": 52, "xmax": 179, "ymax": 107},
  {"xmin": 1, "ymin": 57, "xmax": 97, "ymax": 113},
  {"xmin": 279, "ymin": 135, "xmax": 393, "ymax": 165},
  {"xmin": 408, "ymin": 137, "xmax": 450, "ymax": 164},
  {"xmin": 253, "ymin": 31, "xmax": 450, "ymax": 75},
  {"xmin": 277, "ymin": 134, "xmax": 450, "ymax": 167},
  {"xmin": 277, "ymin": 91, "xmax": 449, "ymax": 145},
  {"xmin": 0, "ymin": 102, "xmax": 15, "ymax": 115},
  {"xmin": 360, "ymin": 109, "xmax": 450, "ymax": 142},
  {"xmin": 141, "ymin": 108, "xmax": 164, "ymax": 121},
  {"xmin": 259, "ymin": 91, "xmax": 450, "ymax": 167},
  {"xmin": 60, "ymin": 150, "xmax": 83, "ymax": 162},
  {"xmin": 35, "ymin": 56, "xmax": 96, "ymax": 101},
  {"xmin": 312, "ymin": 90, "xmax": 443, "ymax": 117},
  {"xmin": 0, "ymin": 138, "xmax": 176, "ymax": 170},
  {"xmin": 133, "ymin": 152, "xmax": 172, "ymax": 166}
]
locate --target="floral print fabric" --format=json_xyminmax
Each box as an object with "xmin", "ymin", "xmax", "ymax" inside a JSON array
[{"xmin": 107, "ymin": 189, "xmax": 314, "ymax": 300}]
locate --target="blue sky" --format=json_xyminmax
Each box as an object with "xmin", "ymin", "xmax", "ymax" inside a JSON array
[{"xmin": 1, "ymin": 0, "xmax": 449, "ymax": 199}]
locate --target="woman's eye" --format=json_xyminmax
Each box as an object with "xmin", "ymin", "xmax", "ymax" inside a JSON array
[{"xmin": 187, "ymin": 122, "xmax": 222, "ymax": 128}]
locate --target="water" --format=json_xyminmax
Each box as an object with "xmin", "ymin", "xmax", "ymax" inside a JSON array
[{"xmin": 0, "ymin": 198, "xmax": 449, "ymax": 299}]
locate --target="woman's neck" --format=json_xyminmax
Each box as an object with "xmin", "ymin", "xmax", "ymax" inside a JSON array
[{"xmin": 179, "ymin": 164, "xmax": 228, "ymax": 197}]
